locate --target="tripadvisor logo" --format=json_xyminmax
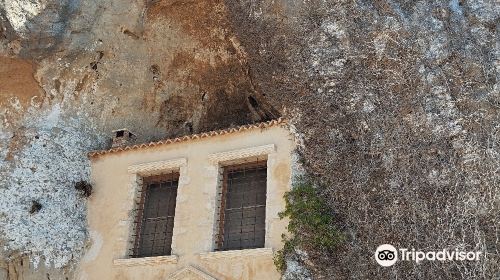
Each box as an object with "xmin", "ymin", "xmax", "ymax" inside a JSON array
[
  {"xmin": 375, "ymin": 244, "xmax": 398, "ymax": 267},
  {"xmin": 375, "ymin": 244, "xmax": 482, "ymax": 267}
]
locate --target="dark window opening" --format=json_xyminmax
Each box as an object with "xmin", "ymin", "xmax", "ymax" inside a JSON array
[
  {"xmin": 116, "ymin": 130, "xmax": 125, "ymax": 137},
  {"xmin": 131, "ymin": 173, "xmax": 178, "ymax": 258},
  {"xmin": 217, "ymin": 161, "xmax": 267, "ymax": 251}
]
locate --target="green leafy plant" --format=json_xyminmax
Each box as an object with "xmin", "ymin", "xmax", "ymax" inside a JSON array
[{"xmin": 274, "ymin": 178, "xmax": 343, "ymax": 273}]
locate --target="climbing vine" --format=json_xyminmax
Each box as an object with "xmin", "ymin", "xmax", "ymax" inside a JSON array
[{"xmin": 274, "ymin": 178, "xmax": 344, "ymax": 273}]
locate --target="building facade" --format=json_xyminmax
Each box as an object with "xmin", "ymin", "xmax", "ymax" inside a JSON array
[{"xmin": 79, "ymin": 119, "xmax": 295, "ymax": 280}]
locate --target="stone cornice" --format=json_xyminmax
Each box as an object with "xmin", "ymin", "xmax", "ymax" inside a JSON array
[
  {"xmin": 127, "ymin": 158, "xmax": 187, "ymax": 175},
  {"xmin": 113, "ymin": 255, "xmax": 178, "ymax": 267},
  {"xmin": 207, "ymin": 144, "xmax": 276, "ymax": 164},
  {"xmin": 88, "ymin": 118, "xmax": 286, "ymax": 159},
  {"xmin": 199, "ymin": 248, "xmax": 274, "ymax": 260},
  {"xmin": 167, "ymin": 265, "xmax": 217, "ymax": 280}
]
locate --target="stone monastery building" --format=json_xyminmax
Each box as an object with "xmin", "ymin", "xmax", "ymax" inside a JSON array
[{"xmin": 82, "ymin": 119, "xmax": 295, "ymax": 280}]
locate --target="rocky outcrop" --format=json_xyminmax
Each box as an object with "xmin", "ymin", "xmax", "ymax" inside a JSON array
[
  {"xmin": 225, "ymin": 0, "xmax": 498, "ymax": 279},
  {"xmin": 0, "ymin": 0, "xmax": 273, "ymax": 277},
  {"xmin": 0, "ymin": 0, "xmax": 498, "ymax": 279}
]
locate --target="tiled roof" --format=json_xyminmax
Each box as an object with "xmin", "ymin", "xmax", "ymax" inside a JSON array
[{"xmin": 88, "ymin": 118, "xmax": 286, "ymax": 158}]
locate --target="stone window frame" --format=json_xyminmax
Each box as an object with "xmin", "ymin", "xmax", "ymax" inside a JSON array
[
  {"xmin": 204, "ymin": 144, "xmax": 277, "ymax": 257},
  {"xmin": 216, "ymin": 160, "xmax": 268, "ymax": 251},
  {"xmin": 132, "ymin": 172, "xmax": 179, "ymax": 258},
  {"xmin": 113, "ymin": 158, "xmax": 187, "ymax": 266}
]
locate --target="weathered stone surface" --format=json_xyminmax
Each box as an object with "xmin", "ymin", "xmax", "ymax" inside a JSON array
[
  {"xmin": 0, "ymin": 0, "xmax": 267, "ymax": 277},
  {"xmin": 225, "ymin": 0, "xmax": 498, "ymax": 279},
  {"xmin": 0, "ymin": 0, "xmax": 498, "ymax": 279}
]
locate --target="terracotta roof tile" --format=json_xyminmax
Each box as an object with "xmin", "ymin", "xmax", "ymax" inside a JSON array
[{"xmin": 88, "ymin": 118, "xmax": 286, "ymax": 158}]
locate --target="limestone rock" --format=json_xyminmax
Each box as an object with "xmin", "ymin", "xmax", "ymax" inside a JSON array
[{"xmin": 0, "ymin": 0, "xmax": 498, "ymax": 279}]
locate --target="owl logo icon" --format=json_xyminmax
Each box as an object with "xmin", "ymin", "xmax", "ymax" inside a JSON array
[{"xmin": 375, "ymin": 244, "xmax": 398, "ymax": 267}]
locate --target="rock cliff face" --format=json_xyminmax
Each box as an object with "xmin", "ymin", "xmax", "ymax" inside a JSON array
[{"xmin": 0, "ymin": 0, "xmax": 498, "ymax": 279}]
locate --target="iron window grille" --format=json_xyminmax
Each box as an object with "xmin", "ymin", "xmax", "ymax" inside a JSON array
[
  {"xmin": 131, "ymin": 172, "xmax": 179, "ymax": 258},
  {"xmin": 216, "ymin": 161, "xmax": 267, "ymax": 251}
]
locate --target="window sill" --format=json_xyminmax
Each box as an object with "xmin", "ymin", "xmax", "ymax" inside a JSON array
[
  {"xmin": 199, "ymin": 248, "xmax": 273, "ymax": 260},
  {"xmin": 113, "ymin": 255, "xmax": 178, "ymax": 267}
]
